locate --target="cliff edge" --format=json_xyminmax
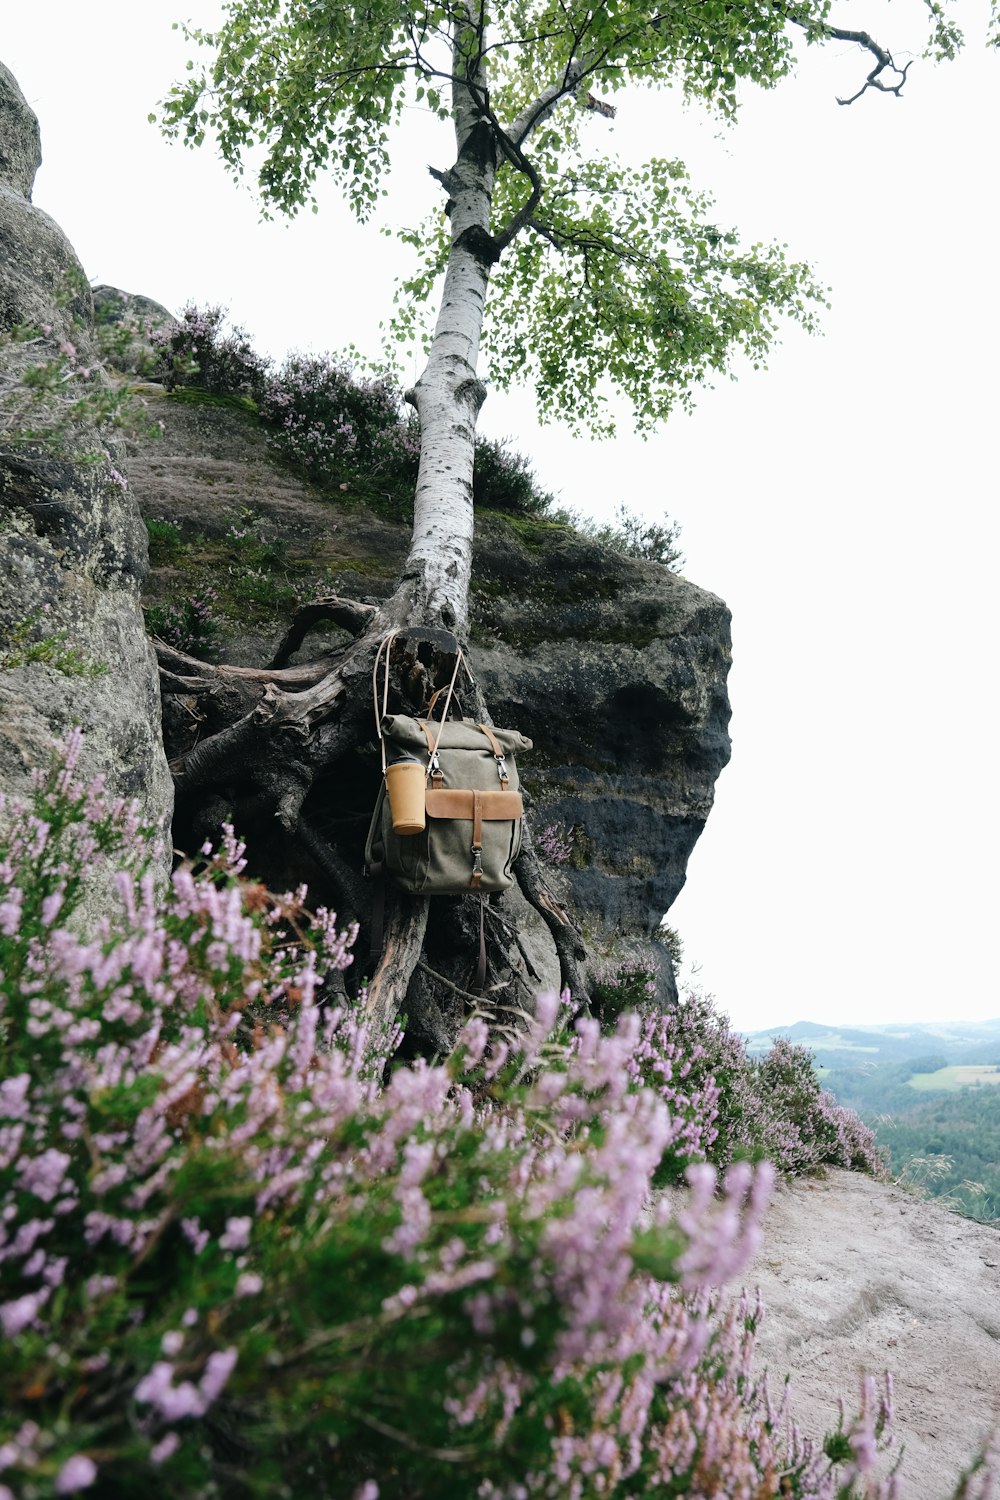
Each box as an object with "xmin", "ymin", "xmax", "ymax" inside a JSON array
[{"xmin": 747, "ymin": 1169, "xmax": 1000, "ymax": 1498}]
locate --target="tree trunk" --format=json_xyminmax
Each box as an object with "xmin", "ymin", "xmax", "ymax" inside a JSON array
[
  {"xmin": 153, "ymin": 13, "xmax": 590, "ymax": 1053},
  {"xmin": 391, "ymin": 17, "xmax": 496, "ymax": 637}
]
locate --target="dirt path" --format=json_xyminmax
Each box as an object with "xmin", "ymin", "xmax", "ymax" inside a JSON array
[{"xmin": 745, "ymin": 1169, "xmax": 1000, "ymax": 1497}]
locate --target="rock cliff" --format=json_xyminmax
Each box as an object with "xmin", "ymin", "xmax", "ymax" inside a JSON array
[{"xmin": 0, "ymin": 63, "xmax": 172, "ymax": 872}]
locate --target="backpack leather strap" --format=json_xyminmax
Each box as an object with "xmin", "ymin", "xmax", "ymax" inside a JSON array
[
  {"xmin": 470, "ymin": 789, "xmax": 484, "ymax": 890},
  {"xmin": 427, "ymin": 686, "xmax": 464, "ymax": 721},
  {"xmin": 476, "ymin": 722, "xmax": 503, "ymax": 757},
  {"xmin": 368, "ymin": 859, "xmax": 386, "ymax": 969},
  {"xmin": 474, "ymin": 893, "xmax": 487, "ymax": 994},
  {"xmin": 477, "ymin": 723, "xmax": 510, "ymax": 785},
  {"xmin": 416, "ymin": 720, "xmax": 444, "ymax": 786},
  {"xmin": 372, "ymin": 631, "xmax": 400, "ymax": 774}
]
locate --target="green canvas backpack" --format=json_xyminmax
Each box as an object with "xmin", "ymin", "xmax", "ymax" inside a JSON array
[
  {"xmin": 365, "ymin": 711, "xmax": 531, "ymax": 896},
  {"xmin": 364, "ymin": 637, "xmax": 532, "ymax": 992}
]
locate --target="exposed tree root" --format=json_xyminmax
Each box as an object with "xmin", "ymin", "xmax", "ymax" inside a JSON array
[
  {"xmin": 515, "ymin": 824, "xmax": 592, "ymax": 1014},
  {"xmin": 155, "ymin": 597, "xmax": 591, "ymax": 1054},
  {"xmin": 270, "ymin": 596, "xmax": 377, "ymax": 668},
  {"xmin": 364, "ymin": 890, "xmax": 430, "ymax": 1039}
]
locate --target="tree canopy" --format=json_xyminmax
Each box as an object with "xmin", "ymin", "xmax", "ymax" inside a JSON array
[{"xmin": 158, "ymin": 0, "xmax": 954, "ymax": 437}]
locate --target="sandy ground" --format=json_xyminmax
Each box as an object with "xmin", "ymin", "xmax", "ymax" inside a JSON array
[{"xmin": 745, "ymin": 1169, "xmax": 1000, "ymax": 1498}]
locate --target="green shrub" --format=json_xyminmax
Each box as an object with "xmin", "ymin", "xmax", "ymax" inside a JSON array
[
  {"xmin": 0, "ymin": 609, "xmax": 108, "ymax": 678},
  {"xmin": 144, "ymin": 517, "xmax": 184, "ymax": 562},
  {"xmin": 144, "ymin": 588, "xmax": 222, "ymax": 657},
  {"xmin": 473, "ymin": 434, "xmax": 554, "ymax": 515},
  {"xmin": 567, "ymin": 502, "xmax": 685, "ymax": 569}
]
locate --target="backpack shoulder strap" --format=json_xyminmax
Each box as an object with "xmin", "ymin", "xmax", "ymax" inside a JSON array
[
  {"xmin": 477, "ymin": 723, "xmax": 510, "ymax": 786},
  {"xmin": 416, "ymin": 720, "xmax": 444, "ymax": 786}
]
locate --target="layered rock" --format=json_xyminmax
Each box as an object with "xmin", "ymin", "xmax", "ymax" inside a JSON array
[
  {"xmin": 0, "ymin": 62, "xmax": 172, "ymax": 878},
  {"xmin": 471, "ymin": 521, "xmax": 731, "ymax": 944}
]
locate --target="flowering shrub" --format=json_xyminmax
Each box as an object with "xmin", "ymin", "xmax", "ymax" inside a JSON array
[
  {"xmin": 145, "ymin": 307, "xmax": 560, "ymax": 516},
  {"xmin": 537, "ymin": 820, "xmax": 576, "ymax": 865},
  {"xmin": 754, "ymin": 1035, "xmax": 888, "ymax": 1176},
  {"xmin": 0, "ymin": 740, "xmax": 952, "ymax": 1498},
  {"xmin": 152, "ymin": 304, "xmax": 271, "ymax": 401},
  {"xmin": 589, "ymin": 978, "xmax": 888, "ymax": 1183},
  {"xmin": 591, "ymin": 959, "xmax": 659, "ymax": 1024},
  {"xmin": 223, "ymin": 510, "xmax": 287, "ymax": 571},
  {"xmin": 144, "ymin": 586, "xmax": 222, "ymax": 658},
  {"xmin": 259, "ymin": 351, "xmax": 411, "ymax": 485}
]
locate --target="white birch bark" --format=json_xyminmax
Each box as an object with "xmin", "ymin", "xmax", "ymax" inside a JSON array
[{"xmin": 393, "ymin": 7, "xmax": 495, "ymax": 637}]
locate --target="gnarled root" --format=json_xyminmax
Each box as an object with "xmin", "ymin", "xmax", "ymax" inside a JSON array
[{"xmin": 515, "ymin": 825, "xmax": 592, "ymax": 1014}]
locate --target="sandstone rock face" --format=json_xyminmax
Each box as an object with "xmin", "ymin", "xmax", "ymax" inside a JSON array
[
  {"xmin": 91, "ymin": 285, "xmax": 174, "ymax": 376},
  {"xmin": 0, "ymin": 62, "xmax": 172, "ymax": 885},
  {"xmin": 470, "ymin": 523, "xmax": 731, "ymax": 953},
  {"xmin": 92, "ymin": 286, "xmax": 174, "ymax": 330},
  {"xmin": 0, "ymin": 61, "xmax": 40, "ymax": 201}
]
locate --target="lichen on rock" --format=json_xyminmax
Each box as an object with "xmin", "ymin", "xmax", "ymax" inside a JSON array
[{"xmin": 0, "ymin": 60, "xmax": 173, "ymax": 894}]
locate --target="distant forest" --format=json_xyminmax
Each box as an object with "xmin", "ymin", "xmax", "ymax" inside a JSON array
[
  {"xmin": 827, "ymin": 1060, "xmax": 1000, "ymax": 1223},
  {"xmin": 747, "ymin": 1022, "xmax": 1000, "ymax": 1225}
]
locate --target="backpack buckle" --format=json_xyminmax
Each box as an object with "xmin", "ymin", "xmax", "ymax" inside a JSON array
[
  {"xmin": 471, "ymin": 845, "xmax": 484, "ymax": 885},
  {"xmin": 495, "ymin": 755, "xmax": 509, "ymax": 784}
]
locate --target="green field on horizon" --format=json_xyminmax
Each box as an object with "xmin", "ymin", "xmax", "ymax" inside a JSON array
[{"xmin": 907, "ymin": 1064, "xmax": 1000, "ymax": 1092}]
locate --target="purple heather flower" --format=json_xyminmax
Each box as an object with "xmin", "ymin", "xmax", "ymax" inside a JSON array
[
  {"xmin": 219, "ymin": 1216, "xmax": 252, "ymax": 1252},
  {"xmin": 149, "ymin": 1432, "xmax": 180, "ymax": 1466},
  {"xmin": 54, "ymin": 1455, "xmax": 97, "ymax": 1493}
]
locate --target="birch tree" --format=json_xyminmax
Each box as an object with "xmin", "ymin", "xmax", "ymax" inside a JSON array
[{"xmin": 157, "ymin": 0, "xmax": 941, "ymax": 1038}]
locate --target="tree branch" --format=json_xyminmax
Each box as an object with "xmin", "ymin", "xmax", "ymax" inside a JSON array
[
  {"xmin": 490, "ymin": 132, "xmax": 544, "ymax": 252},
  {"xmin": 789, "ymin": 13, "xmax": 912, "ymax": 103},
  {"xmin": 506, "ymin": 59, "xmax": 588, "ymax": 147},
  {"xmin": 514, "ymin": 829, "xmax": 591, "ymax": 1014}
]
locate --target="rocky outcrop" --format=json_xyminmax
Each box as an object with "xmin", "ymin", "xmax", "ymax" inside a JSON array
[
  {"xmin": 92, "ymin": 285, "xmax": 173, "ymax": 329},
  {"xmin": 125, "ymin": 381, "xmax": 730, "ymax": 987},
  {"xmin": 0, "ymin": 62, "xmax": 172, "ymax": 879},
  {"xmin": 0, "ymin": 59, "xmax": 40, "ymax": 204},
  {"xmin": 91, "ymin": 284, "xmax": 173, "ymax": 374},
  {"xmin": 471, "ymin": 522, "xmax": 731, "ymax": 945}
]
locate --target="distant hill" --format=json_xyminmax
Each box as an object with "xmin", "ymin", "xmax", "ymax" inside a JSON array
[{"xmin": 746, "ymin": 1017, "xmax": 1000, "ymax": 1071}]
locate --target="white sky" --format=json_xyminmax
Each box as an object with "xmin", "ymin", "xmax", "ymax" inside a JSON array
[{"xmin": 4, "ymin": 1, "xmax": 998, "ymax": 1035}]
